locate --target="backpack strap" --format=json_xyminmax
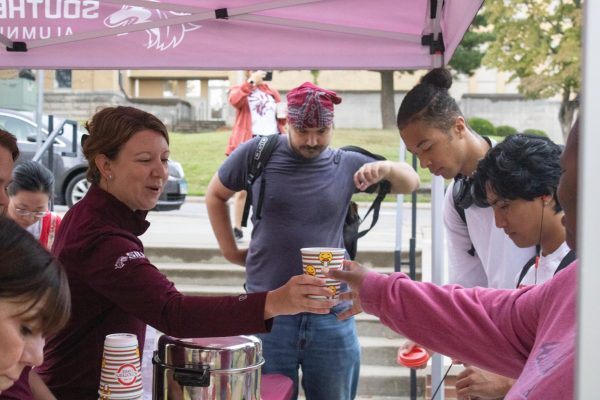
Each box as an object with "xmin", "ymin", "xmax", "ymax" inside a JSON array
[
  {"xmin": 555, "ymin": 249, "xmax": 576, "ymax": 275},
  {"xmin": 241, "ymin": 135, "xmax": 279, "ymax": 227},
  {"xmin": 449, "ymin": 136, "xmax": 492, "ymax": 257},
  {"xmin": 516, "ymin": 246, "xmax": 575, "ymax": 287},
  {"xmin": 516, "ymin": 255, "xmax": 538, "ymax": 288},
  {"xmin": 338, "ymin": 145, "xmax": 390, "ymax": 241},
  {"xmin": 452, "ymin": 185, "xmax": 476, "ymax": 257},
  {"xmin": 47, "ymin": 213, "xmax": 59, "ymax": 250},
  {"xmin": 356, "ymin": 180, "xmax": 391, "ymax": 239}
]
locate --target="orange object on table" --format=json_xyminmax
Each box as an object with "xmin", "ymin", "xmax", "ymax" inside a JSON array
[{"xmin": 397, "ymin": 345, "xmax": 431, "ymax": 368}]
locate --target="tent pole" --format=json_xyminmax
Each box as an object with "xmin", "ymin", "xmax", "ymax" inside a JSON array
[
  {"xmin": 429, "ymin": 0, "xmax": 446, "ymax": 396},
  {"xmin": 394, "ymin": 141, "xmax": 407, "ymax": 275},
  {"xmin": 35, "ymin": 70, "xmax": 44, "ymax": 151},
  {"xmin": 577, "ymin": 1, "xmax": 600, "ymax": 398}
]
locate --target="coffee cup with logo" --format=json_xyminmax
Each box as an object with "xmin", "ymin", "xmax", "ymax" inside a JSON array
[
  {"xmin": 301, "ymin": 247, "xmax": 345, "ymax": 299},
  {"xmin": 98, "ymin": 333, "xmax": 143, "ymax": 400}
]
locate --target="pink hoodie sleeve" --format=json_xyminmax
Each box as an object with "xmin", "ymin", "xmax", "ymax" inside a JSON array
[{"xmin": 360, "ymin": 271, "xmax": 543, "ymax": 378}]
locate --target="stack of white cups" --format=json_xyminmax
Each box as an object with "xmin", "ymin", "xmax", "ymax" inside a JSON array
[{"xmin": 98, "ymin": 333, "xmax": 143, "ymax": 400}]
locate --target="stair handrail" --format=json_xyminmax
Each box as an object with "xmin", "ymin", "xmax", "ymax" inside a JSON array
[{"xmin": 32, "ymin": 116, "xmax": 79, "ymax": 162}]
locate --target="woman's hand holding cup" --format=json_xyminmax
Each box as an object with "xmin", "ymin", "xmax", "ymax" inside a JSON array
[{"xmin": 264, "ymin": 274, "xmax": 336, "ymax": 319}]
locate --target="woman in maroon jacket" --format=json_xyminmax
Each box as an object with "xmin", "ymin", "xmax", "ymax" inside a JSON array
[{"xmin": 28, "ymin": 106, "xmax": 334, "ymax": 400}]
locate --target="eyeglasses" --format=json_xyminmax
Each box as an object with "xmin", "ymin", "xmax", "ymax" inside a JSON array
[{"xmin": 14, "ymin": 208, "xmax": 48, "ymax": 218}]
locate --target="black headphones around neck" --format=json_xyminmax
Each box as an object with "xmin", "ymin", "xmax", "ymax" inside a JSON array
[{"xmin": 452, "ymin": 136, "xmax": 493, "ymax": 210}]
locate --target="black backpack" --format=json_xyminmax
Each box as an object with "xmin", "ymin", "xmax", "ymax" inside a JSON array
[{"xmin": 241, "ymin": 135, "xmax": 391, "ymax": 260}]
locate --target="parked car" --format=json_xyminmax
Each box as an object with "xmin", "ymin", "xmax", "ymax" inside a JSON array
[{"xmin": 0, "ymin": 108, "xmax": 187, "ymax": 211}]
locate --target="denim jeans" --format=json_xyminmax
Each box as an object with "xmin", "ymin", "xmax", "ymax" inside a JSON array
[{"xmin": 257, "ymin": 305, "xmax": 361, "ymax": 400}]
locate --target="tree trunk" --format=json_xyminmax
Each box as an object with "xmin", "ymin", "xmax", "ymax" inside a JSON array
[
  {"xmin": 379, "ymin": 70, "xmax": 396, "ymax": 129},
  {"xmin": 559, "ymin": 86, "xmax": 579, "ymax": 142}
]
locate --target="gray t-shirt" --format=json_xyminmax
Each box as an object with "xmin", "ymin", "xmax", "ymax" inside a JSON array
[{"xmin": 219, "ymin": 135, "xmax": 377, "ymax": 292}]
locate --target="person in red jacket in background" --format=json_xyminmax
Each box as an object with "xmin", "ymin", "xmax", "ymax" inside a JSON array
[{"xmin": 226, "ymin": 70, "xmax": 286, "ymax": 242}]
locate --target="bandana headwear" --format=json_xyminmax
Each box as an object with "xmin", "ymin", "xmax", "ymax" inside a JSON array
[{"xmin": 287, "ymin": 82, "xmax": 342, "ymax": 129}]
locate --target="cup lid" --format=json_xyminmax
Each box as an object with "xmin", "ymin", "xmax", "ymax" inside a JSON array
[{"xmin": 397, "ymin": 346, "xmax": 430, "ymax": 368}]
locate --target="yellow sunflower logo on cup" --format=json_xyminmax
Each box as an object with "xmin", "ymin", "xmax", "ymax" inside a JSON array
[
  {"xmin": 319, "ymin": 251, "xmax": 333, "ymax": 265},
  {"xmin": 328, "ymin": 285, "xmax": 337, "ymax": 296}
]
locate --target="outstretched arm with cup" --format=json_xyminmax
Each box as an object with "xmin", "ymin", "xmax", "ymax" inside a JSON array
[
  {"xmin": 354, "ymin": 160, "xmax": 419, "ymax": 194},
  {"xmin": 206, "ymin": 173, "xmax": 247, "ymax": 266},
  {"xmin": 326, "ymin": 260, "xmax": 549, "ymax": 380}
]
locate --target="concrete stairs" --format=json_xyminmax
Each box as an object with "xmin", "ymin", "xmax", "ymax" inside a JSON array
[
  {"xmin": 150, "ymin": 246, "xmax": 433, "ymax": 399},
  {"xmin": 173, "ymin": 119, "xmax": 226, "ymax": 133}
]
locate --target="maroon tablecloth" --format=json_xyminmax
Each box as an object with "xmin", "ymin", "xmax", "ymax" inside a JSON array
[{"xmin": 261, "ymin": 374, "xmax": 293, "ymax": 400}]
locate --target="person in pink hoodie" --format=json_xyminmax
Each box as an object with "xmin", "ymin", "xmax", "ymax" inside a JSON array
[{"xmin": 327, "ymin": 119, "xmax": 580, "ymax": 399}]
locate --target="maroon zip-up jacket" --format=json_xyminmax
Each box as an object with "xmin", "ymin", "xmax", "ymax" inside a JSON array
[{"xmin": 31, "ymin": 185, "xmax": 270, "ymax": 399}]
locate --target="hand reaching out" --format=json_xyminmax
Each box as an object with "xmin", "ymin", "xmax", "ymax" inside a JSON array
[
  {"xmin": 455, "ymin": 365, "xmax": 514, "ymax": 400},
  {"xmin": 324, "ymin": 260, "xmax": 369, "ymax": 320}
]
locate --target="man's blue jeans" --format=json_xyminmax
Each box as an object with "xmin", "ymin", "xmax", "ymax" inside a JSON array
[{"xmin": 257, "ymin": 306, "xmax": 361, "ymax": 400}]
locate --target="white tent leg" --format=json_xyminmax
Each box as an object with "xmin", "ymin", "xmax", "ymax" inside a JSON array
[
  {"xmin": 576, "ymin": 1, "xmax": 600, "ymax": 398},
  {"xmin": 431, "ymin": 175, "xmax": 446, "ymax": 399}
]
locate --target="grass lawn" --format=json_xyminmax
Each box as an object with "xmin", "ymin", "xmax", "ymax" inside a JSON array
[{"xmin": 169, "ymin": 128, "xmax": 432, "ymax": 197}]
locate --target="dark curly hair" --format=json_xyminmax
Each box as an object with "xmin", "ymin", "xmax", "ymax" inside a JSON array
[
  {"xmin": 472, "ymin": 134, "xmax": 563, "ymax": 213},
  {"xmin": 396, "ymin": 68, "xmax": 463, "ymax": 132}
]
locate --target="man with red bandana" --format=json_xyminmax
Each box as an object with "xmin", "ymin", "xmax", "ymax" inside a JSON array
[{"xmin": 207, "ymin": 82, "xmax": 420, "ymax": 399}]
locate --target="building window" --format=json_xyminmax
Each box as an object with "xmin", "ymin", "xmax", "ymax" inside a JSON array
[
  {"xmin": 163, "ymin": 80, "xmax": 178, "ymax": 98},
  {"xmin": 209, "ymin": 79, "xmax": 229, "ymax": 120},
  {"xmin": 55, "ymin": 69, "xmax": 72, "ymax": 89},
  {"xmin": 186, "ymin": 80, "xmax": 201, "ymax": 98}
]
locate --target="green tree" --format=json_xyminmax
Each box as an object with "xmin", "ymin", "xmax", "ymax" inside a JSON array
[
  {"xmin": 378, "ymin": 70, "xmax": 397, "ymax": 129},
  {"xmin": 449, "ymin": 14, "xmax": 495, "ymax": 76},
  {"xmin": 377, "ymin": 13, "xmax": 493, "ymax": 129},
  {"xmin": 483, "ymin": 1, "xmax": 581, "ymax": 140},
  {"xmin": 310, "ymin": 70, "xmax": 320, "ymax": 85}
]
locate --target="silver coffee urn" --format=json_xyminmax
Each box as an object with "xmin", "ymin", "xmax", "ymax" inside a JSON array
[{"xmin": 152, "ymin": 335, "xmax": 264, "ymax": 400}]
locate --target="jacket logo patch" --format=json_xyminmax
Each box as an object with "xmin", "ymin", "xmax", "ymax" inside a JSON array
[{"xmin": 114, "ymin": 251, "xmax": 146, "ymax": 269}]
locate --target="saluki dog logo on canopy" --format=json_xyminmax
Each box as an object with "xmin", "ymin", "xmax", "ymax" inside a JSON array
[{"xmin": 104, "ymin": 2, "xmax": 201, "ymax": 51}]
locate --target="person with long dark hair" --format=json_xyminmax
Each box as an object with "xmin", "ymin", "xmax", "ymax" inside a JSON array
[{"xmin": 0, "ymin": 217, "xmax": 70, "ymax": 396}]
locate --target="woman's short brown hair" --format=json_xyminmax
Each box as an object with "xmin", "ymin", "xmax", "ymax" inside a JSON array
[
  {"xmin": 82, "ymin": 106, "xmax": 169, "ymax": 184},
  {"xmin": 0, "ymin": 217, "xmax": 71, "ymax": 336}
]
